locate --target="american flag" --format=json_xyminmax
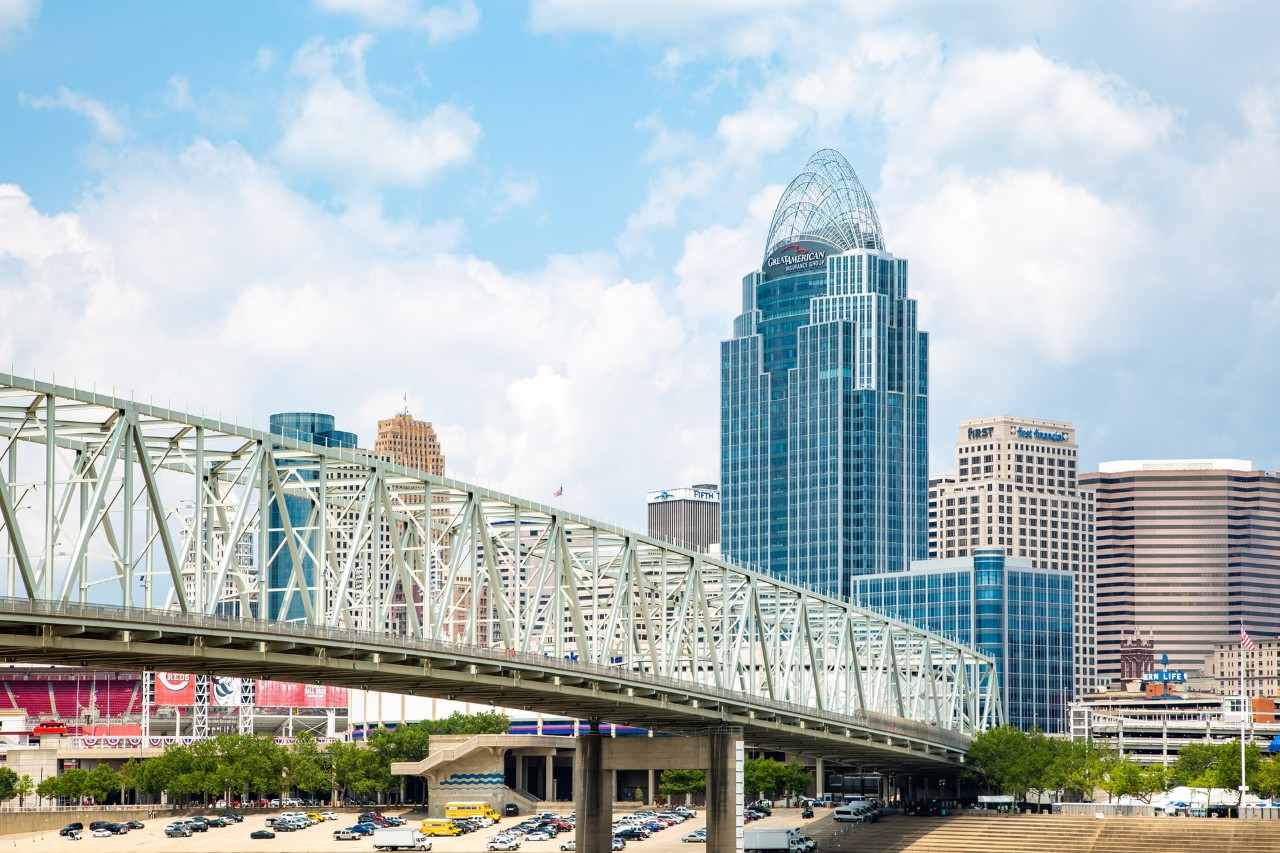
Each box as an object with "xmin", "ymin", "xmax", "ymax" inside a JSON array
[
  {"xmin": 1241, "ymin": 622, "xmax": 1256, "ymax": 651},
  {"xmin": 553, "ymin": 486, "xmax": 563, "ymax": 497}
]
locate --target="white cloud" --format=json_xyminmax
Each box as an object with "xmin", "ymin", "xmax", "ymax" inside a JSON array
[
  {"xmin": 0, "ymin": 0, "xmax": 39, "ymax": 50},
  {"xmin": 2, "ymin": 142, "xmax": 716, "ymax": 526},
  {"xmin": 276, "ymin": 35, "xmax": 481, "ymax": 187},
  {"xmin": 528, "ymin": 0, "xmax": 803, "ymax": 41},
  {"xmin": 19, "ymin": 86, "xmax": 127, "ymax": 142},
  {"xmin": 314, "ymin": 0, "xmax": 479, "ymax": 44},
  {"xmin": 251, "ymin": 46, "xmax": 275, "ymax": 72},
  {"xmin": 165, "ymin": 75, "xmax": 193, "ymax": 110}
]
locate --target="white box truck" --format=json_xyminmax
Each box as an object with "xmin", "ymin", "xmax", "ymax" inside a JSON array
[
  {"xmin": 743, "ymin": 826, "xmax": 798, "ymax": 852},
  {"xmin": 372, "ymin": 828, "xmax": 432, "ymax": 851}
]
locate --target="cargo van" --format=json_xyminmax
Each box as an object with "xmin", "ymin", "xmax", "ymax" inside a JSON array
[
  {"xmin": 834, "ymin": 802, "xmax": 875, "ymax": 822},
  {"xmin": 418, "ymin": 819, "xmax": 462, "ymax": 837},
  {"xmin": 443, "ymin": 801, "xmax": 501, "ymax": 822}
]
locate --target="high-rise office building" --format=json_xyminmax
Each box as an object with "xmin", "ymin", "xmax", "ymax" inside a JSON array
[
  {"xmin": 856, "ymin": 549, "xmax": 1073, "ymax": 732},
  {"xmin": 929, "ymin": 416, "xmax": 1096, "ymax": 698},
  {"xmin": 375, "ymin": 410, "xmax": 446, "ymax": 478},
  {"xmin": 267, "ymin": 412, "xmax": 358, "ymax": 622},
  {"xmin": 720, "ymin": 149, "xmax": 928, "ymax": 599},
  {"xmin": 1081, "ymin": 459, "xmax": 1280, "ymax": 686},
  {"xmin": 647, "ymin": 484, "xmax": 720, "ymax": 554}
]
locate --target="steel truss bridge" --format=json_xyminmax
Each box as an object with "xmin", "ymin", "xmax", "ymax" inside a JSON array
[{"xmin": 0, "ymin": 372, "xmax": 1000, "ymax": 773}]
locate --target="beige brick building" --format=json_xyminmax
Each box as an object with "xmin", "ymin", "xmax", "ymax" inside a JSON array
[
  {"xmin": 929, "ymin": 416, "xmax": 1096, "ymax": 698},
  {"xmin": 1083, "ymin": 459, "xmax": 1280, "ymax": 688},
  {"xmin": 375, "ymin": 410, "xmax": 446, "ymax": 477}
]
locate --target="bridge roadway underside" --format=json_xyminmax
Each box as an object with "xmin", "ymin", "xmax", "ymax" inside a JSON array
[{"xmin": 0, "ymin": 602, "xmax": 967, "ymax": 775}]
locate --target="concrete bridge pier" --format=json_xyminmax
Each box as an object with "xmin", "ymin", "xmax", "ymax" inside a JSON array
[
  {"xmin": 574, "ymin": 720, "xmax": 611, "ymax": 853},
  {"xmin": 704, "ymin": 727, "xmax": 743, "ymax": 852},
  {"xmin": 574, "ymin": 724, "xmax": 744, "ymax": 853}
]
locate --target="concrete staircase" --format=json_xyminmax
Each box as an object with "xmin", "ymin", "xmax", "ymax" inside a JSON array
[{"xmin": 805, "ymin": 812, "xmax": 1280, "ymax": 853}]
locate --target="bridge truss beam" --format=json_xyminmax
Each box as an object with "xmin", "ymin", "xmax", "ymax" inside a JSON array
[{"xmin": 0, "ymin": 373, "xmax": 1001, "ymax": 771}]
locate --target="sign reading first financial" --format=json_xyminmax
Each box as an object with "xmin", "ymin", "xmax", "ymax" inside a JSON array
[{"xmin": 764, "ymin": 239, "xmax": 835, "ymax": 280}]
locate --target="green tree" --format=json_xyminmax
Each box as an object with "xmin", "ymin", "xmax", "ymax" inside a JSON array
[
  {"xmin": 1045, "ymin": 739, "xmax": 1112, "ymax": 802},
  {"xmin": 36, "ymin": 774, "xmax": 62, "ymax": 802},
  {"xmin": 658, "ymin": 769, "xmax": 706, "ymax": 798},
  {"xmin": 222, "ymin": 735, "xmax": 285, "ymax": 802},
  {"xmin": 86, "ymin": 765, "xmax": 119, "ymax": 804},
  {"xmin": 283, "ymin": 732, "xmax": 330, "ymax": 799},
  {"xmin": 744, "ymin": 758, "xmax": 783, "ymax": 801},
  {"xmin": 1252, "ymin": 755, "xmax": 1280, "ymax": 799},
  {"xmin": 330, "ymin": 740, "xmax": 390, "ymax": 801},
  {"xmin": 0, "ymin": 767, "xmax": 20, "ymax": 802},
  {"xmin": 15, "ymin": 774, "xmax": 33, "ymax": 807},
  {"xmin": 965, "ymin": 725, "xmax": 1042, "ymax": 799},
  {"xmin": 777, "ymin": 760, "xmax": 813, "ymax": 799}
]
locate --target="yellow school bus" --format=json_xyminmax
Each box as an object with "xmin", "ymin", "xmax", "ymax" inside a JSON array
[
  {"xmin": 443, "ymin": 801, "xmax": 501, "ymax": 821},
  {"xmin": 418, "ymin": 819, "xmax": 463, "ymax": 836}
]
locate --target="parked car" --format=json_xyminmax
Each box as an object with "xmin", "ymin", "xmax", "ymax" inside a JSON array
[
  {"xmin": 490, "ymin": 840, "xmax": 522, "ymax": 851},
  {"xmin": 348, "ymin": 825, "xmax": 376, "ymax": 836},
  {"xmin": 125, "ymin": 821, "xmax": 145, "ymax": 830},
  {"xmin": 250, "ymin": 829, "xmax": 276, "ymax": 839},
  {"xmin": 221, "ymin": 813, "xmax": 244, "ymax": 823},
  {"xmin": 321, "ymin": 811, "xmax": 339, "ymax": 821},
  {"xmin": 334, "ymin": 828, "xmax": 363, "ymax": 840},
  {"xmin": 92, "ymin": 829, "xmax": 112, "ymax": 838},
  {"xmin": 165, "ymin": 825, "xmax": 192, "ymax": 838},
  {"xmin": 682, "ymin": 828, "xmax": 707, "ymax": 843},
  {"xmin": 59, "ymin": 824, "xmax": 83, "ymax": 837}
]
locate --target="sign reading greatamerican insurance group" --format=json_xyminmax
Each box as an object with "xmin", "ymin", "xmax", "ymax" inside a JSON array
[{"xmin": 763, "ymin": 239, "xmax": 836, "ymax": 279}]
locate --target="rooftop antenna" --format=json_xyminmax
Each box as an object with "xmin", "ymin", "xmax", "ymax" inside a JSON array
[{"xmin": 402, "ymin": 393, "xmax": 410, "ymax": 416}]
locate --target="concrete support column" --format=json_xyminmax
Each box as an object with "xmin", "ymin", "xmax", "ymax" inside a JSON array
[
  {"xmin": 574, "ymin": 722, "xmax": 610, "ymax": 853},
  {"xmin": 647, "ymin": 768, "xmax": 656, "ymax": 805},
  {"xmin": 516, "ymin": 754, "xmax": 525, "ymax": 795},
  {"xmin": 545, "ymin": 755, "xmax": 555, "ymax": 802},
  {"xmin": 706, "ymin": 728, "xmax": 742, "ymax": 853},
  {"xmin": 815, "ymin": 758, "xmax": 825, "ymax": 800}
]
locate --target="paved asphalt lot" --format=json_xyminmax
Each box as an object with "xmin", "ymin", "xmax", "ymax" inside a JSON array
[{"xmin": 14, "ymin": 808, "xmax": 814, "ymax": 852}]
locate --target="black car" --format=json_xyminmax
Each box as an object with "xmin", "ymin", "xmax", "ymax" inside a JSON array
[
  {"xmin": 185, "ymin": 820, "xmax": 210, "ymax": 832},
  {"xmin": 250, "ymin": 829, "xmax": 276, "ymax": 840},
  {"xmin": 59, "ymin": 823, "xmax": 84, "ymax": 836},
  {"xmin": 221, "ymin": 813, "xmax": 244, "ymax": 823},
  {"xmin": 616, "ymin": 828, "xmax": 648, "ymax": 840},
  {"xmin": 108, "ymin": 823, "xmax": 131, "ymax": 835},
  {"xmin": 126, "ymin": 821, "xmax": 145, "ymax": 830},
  {"xmin": 203, "ymin": 817, "xmax": 228, "ymax": 827},
  {"xmin": 88, "ymin": 821, "xmax": 111, "ymax": 831}
]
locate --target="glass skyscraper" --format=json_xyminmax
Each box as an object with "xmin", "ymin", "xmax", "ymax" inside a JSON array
[
  {"xmin": 855, "ymin": 549, "xmax": 1074, "ymax": 733},
  {"xmin": 267, "ymin": 412, "xmax": 358, "ymax": 622},
  {"xmin": 720, "ymin": 149, "xmax": 928, "ymax": 599}
]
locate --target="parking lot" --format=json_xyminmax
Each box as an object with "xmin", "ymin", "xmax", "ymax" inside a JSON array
[{"xmin": 12, "ymin": 808, "xmax": 813, "ymax": 852}]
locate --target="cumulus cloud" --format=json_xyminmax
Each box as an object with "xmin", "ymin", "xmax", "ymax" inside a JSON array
[
  {"xmin": 19, "ymin": 86, "xmax": 127, "ymax": 142},
  {"xmin": 314, "ymin": 0, "xmax": 479, "ymax": 44},
  {"xmin": 1, "ymin": 142, "xmax": 715, "ymax": 525},
  {"xmin": 276, "ymin": 35, "xmax": 481, "ymax": 187},
  {"xmin": 0, "ymin": 0, "xmax": 39, "ymax": 50}
]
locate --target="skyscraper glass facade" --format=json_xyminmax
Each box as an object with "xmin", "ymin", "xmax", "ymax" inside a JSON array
[
  {"xmin": 267, "ymin": 412, "xmax": 358, "ymax": 622},
  {"xmin": 721, "ymin": 150, "xmax": 928, "ymax": 599},
  {"xmin": 855, "ymin": 548, "xmax": 1074, "ymax": 732}
]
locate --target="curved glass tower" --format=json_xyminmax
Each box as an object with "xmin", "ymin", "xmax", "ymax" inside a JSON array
[{"xmin": 720, "ymin": 150, "xmax": 928, "ymax": 598}]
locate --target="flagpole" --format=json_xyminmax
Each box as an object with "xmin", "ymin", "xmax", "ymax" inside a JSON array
[{"xmin": 1241, "ymin": 621, "xmax": 1248, "ymax": 798}]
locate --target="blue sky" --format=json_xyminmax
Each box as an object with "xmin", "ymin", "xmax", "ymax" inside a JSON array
[{"xmin": 3, "ymin": 0, "xmax": 1280, "ymax": 530}]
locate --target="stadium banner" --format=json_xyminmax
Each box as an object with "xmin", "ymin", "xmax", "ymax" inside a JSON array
[
  {"xmin": 255, "ymin": 680, "xmax": 347, "ymax": 708},
  {"xmin": 154, "ymin": 672, "xmax": 196, "ymax": 705}
]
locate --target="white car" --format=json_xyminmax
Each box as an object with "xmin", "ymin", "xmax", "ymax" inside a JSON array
[
  {"xmin": 525, "ymin": 831, "xmax": 553, "ymax": 841},
  {"xmin": 92, "ymin": 829, "xmax": 113, "ymax": 838},
  {"xmin": 559, "ymin": 842, "xmax": 575, "ymax": 851},
  {"xmin": 489, "ymin": 841, "xmax": 522, "ymax": 851}
]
